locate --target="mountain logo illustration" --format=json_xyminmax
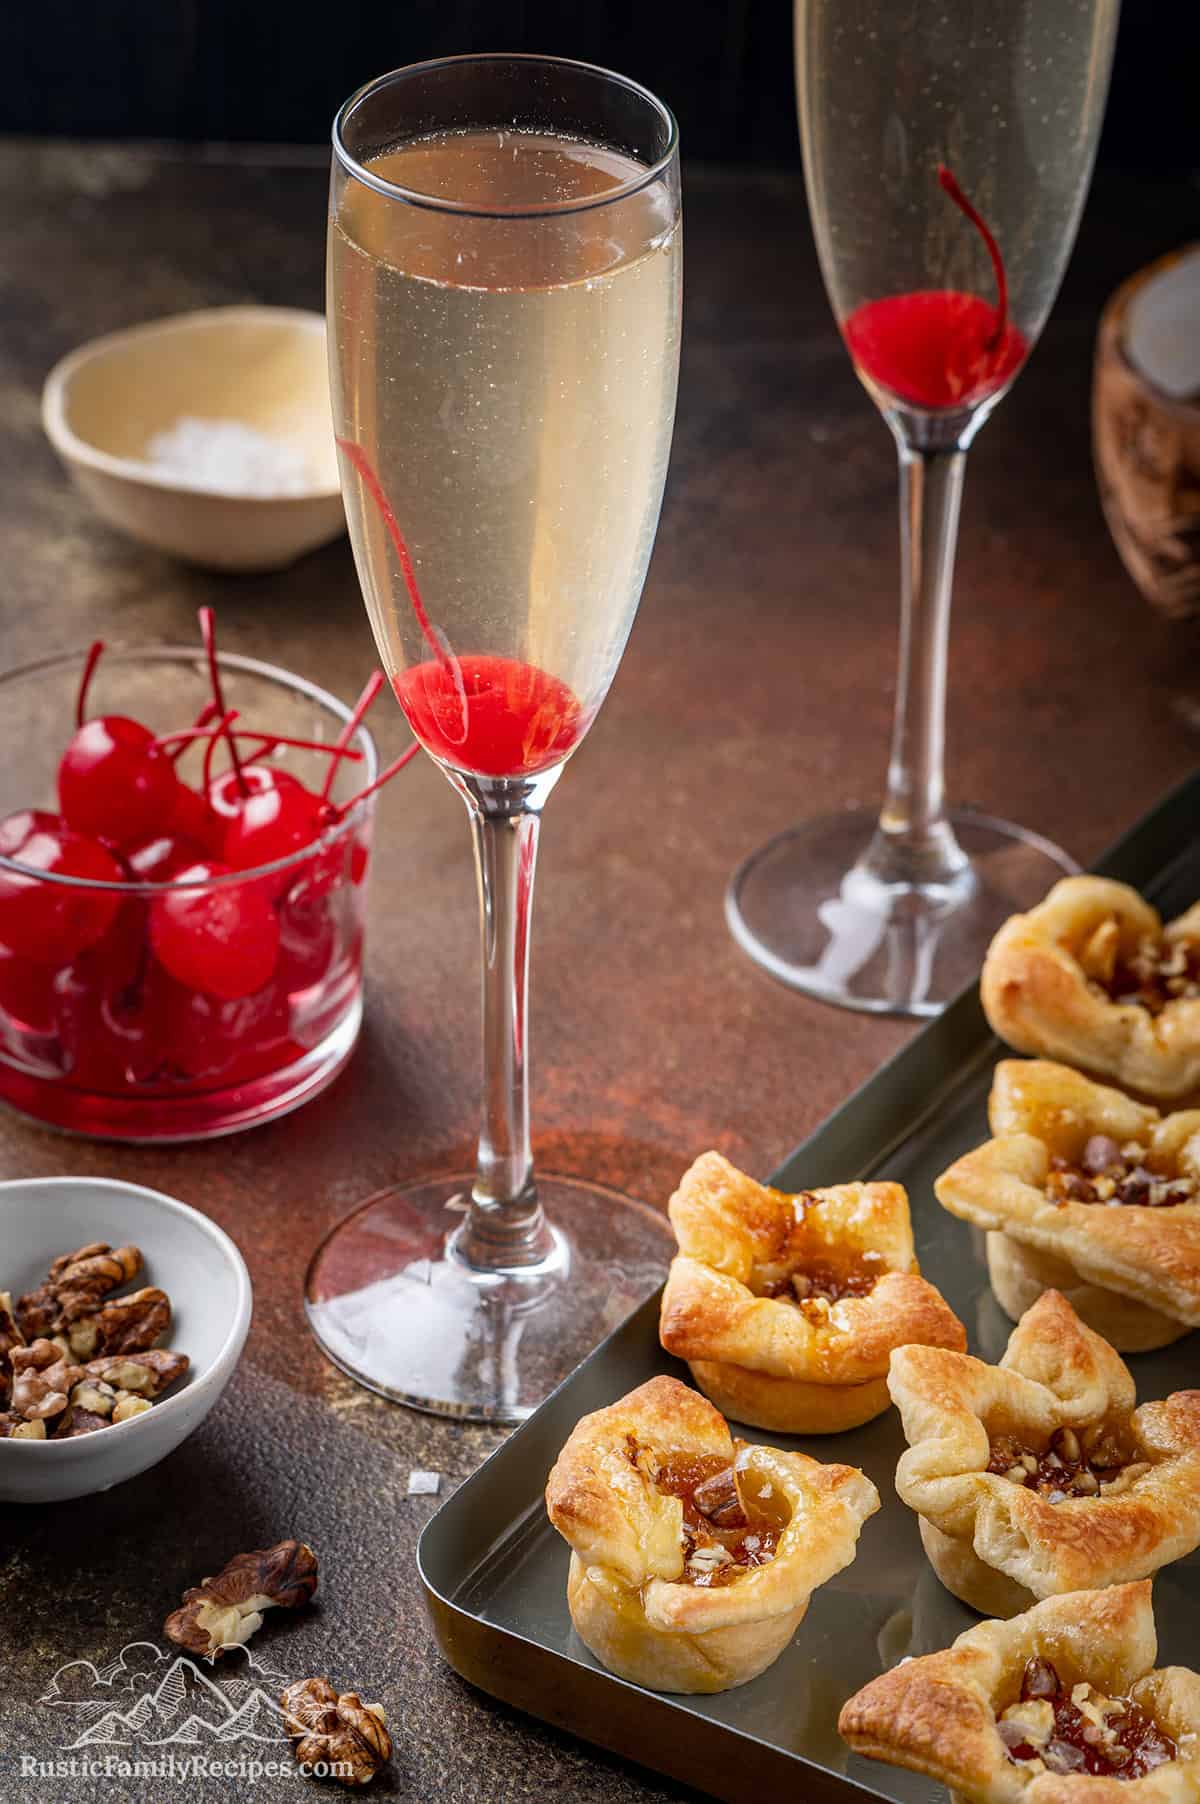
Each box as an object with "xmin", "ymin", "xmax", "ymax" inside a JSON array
[{"xmin": 41, "ymin": 1641, "xmax": 290, "ymax": 1751}]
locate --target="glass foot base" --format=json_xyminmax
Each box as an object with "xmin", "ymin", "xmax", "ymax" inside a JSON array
[
  {"xmin": 304, "ymin": 1173, "xmax": 674, "ymax": 1422},
  {"xmin": 726, "ymin": 806, "xmax": 1078, "ymax": 1018}
]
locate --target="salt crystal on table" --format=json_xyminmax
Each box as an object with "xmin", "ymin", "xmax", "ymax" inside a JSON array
[{"xmin": 144, "ymin": 416, "xmax": 315, "ymax": 497}]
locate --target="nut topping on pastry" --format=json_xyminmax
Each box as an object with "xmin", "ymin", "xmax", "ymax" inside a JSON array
[
  {"xmin": 888, "ymin": 1289, "xmax": 1200, "ymax": 1615},
  {"xmin": 1046, "ymin": 1144, "xmax": 1197, "ymax": 1210},
  {"xmin": 659, "ymin": 1153, "xmax": 964, "ymax": 1434},
  {"xmin": 545, "ymin": 1376, "xmax": 878, "ymax": 1694},
  {"xmin": 981, "ymin": 876, "xmax": 1200, "ymax": 1102},
  {"xmin": 999, "ymin": 1655, "xmax": 1177, "ymax": 1779},
  {"xmin": 986, "ymin": 1423, "xmax": 1140, "ymax": 1501},
  {"xmin": 936, "ymin": 1059, "xmax": 1200, "ymax": 1349},
  {"xmin": 839, "ymin": 1582, "xmax": 1200, "ymax": 1801},
  {"xmin": 1102, "ymin": 933, "xmax": 1200, "ymax": 1014},
  {"xmin": 651, "ymin": 1451, "xmax": 781, "ymax": 1585}
]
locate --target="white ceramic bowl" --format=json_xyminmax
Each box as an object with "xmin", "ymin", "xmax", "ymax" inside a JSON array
[
  {"xmin": 0, "ymin": 1176, "xmax": 252, "ymax": 1503},
  {"xmin": 41, "ymin": 306, "xmax": 345, "ymax": 572}
]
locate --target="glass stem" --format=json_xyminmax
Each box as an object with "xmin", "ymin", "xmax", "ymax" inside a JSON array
[
  {"xmin": 454, "ymin": 783, "xmax": 556, "ymax": 1270},
  {"xmin": 865, "ymin": 438, "xmax": 971, "ymax": 890}
]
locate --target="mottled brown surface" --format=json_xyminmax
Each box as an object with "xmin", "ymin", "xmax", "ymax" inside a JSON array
[{"xmin": 0, "ymin": 140, "xmax": 1196, "ymax": 1801}]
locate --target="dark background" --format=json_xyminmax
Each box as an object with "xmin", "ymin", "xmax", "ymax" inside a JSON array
[{"xmin": 0, "ymin": 1, "xmax": 1193, "ymax": 172}]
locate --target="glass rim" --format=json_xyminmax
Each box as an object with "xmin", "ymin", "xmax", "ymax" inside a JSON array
[
  {"xmin": 331, "ymin": 52, "xmax": 679, "ymax": 220},
  {"xmin": 0, "ymin": 643, "xmax": 380, "ymax": 895}
]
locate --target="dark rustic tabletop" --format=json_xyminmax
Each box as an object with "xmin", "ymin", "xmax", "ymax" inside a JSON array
[{"xmin": 0, "ymin": 140, "xmax": 1197, "ymax": 1804}]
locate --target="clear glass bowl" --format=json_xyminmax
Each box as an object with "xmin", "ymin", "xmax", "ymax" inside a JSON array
[{"xmin": 0, "ymin": 646, "xmax": 376, "ymax": 1140}]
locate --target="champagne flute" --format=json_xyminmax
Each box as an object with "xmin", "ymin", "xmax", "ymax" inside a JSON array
[
  {"xmin": 726, "ymin": 0, "xmax": 1120, "ymax": 1015},
  {"xmin": 306, "ymin": 55, "xmax": 682, "ymax": 1420}
]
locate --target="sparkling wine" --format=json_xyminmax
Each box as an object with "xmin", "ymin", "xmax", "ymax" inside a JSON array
[
  {"xmin": 796, "ymin": 0, "xmax": 1119, "ymax": 413},
  {"xmin": 328, "ymin": 128, "xmax": 682, "ymax": 778}
]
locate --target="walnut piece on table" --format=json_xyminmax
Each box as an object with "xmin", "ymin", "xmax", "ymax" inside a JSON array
[
  {"xmin": 164, "ymin": 1540, "xmax": 319, "ymax": 1660},
  {"xmin": 281, "ymin": 1676, "xmax": 392, "ymax": 1788}
]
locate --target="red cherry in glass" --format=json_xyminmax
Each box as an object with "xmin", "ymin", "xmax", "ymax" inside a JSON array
[
  {"xmin": 58, "ymin": 717, "xmax": 179, "ymax": 843},
  {"xmin": 276, "ymin": 892, "xmax": 337, "ymax": 992},
  {"xmin": 0, "ymin": 949, "xmax": 57, "ymax": 1037},
  {"xmin": 222, "ymin": 774, "xmax": 329, "ymax": 874},
  {"xmin": 149, "ymin": 861, "xmax": 280, "ymax": 1000},
  {"xmin": 0, "ymin": 810, "xmax": 123, "ymax": 963},
  {"xmin": 125, "ymin": 833, "xmax": 210, "ymax": 885},
  {"xmin": 169, "ymin": 782, "xmax": 222, "ymax": 856},
  {"xmin": 157, "ymin": 973, "xmax": 289, "ymax": 1082},
  {"xmin": 53, "ymin": 899, "xmax": 165, "ymax": 1088},
  {"xmin": 206, "ymin": 763, "xmax": 286, "ymax": 831}
]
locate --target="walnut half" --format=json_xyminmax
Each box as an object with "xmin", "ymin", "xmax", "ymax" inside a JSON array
[
  {"xmin": 281, "ymin": 1677, "xmax": 392, "ymax": 1788},
  {"xmin": 17, "ymin": 1242, "xmax": 142, "ymax": 1342},
  {"xmin": 164, "ymin": 1540, "xmax": 319, "ymax": 1660}
]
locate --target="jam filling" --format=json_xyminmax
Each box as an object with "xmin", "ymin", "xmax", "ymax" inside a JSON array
[
  {"xmin": 986, "ymin": 1424, "xmax": 1146, "ymax": 1501},
  {"xmin": 1081, "ymin": 918, "xmax": 1200, "ymax": 1014},
  {"xmin": 758, "ymin": 1262, "xmax": 879, "ymax": 1307},
  {"xmin": 1045, "ymin": 1135, "xmax": 1196, "ymax": 1210},
  {"xmin": 650, "ymin": 1452, "xmax": 781, "ymax": 1587},
  {"xmin": 998, "ymin": 1656, "xmax": 1176, "ymax": 1779}
]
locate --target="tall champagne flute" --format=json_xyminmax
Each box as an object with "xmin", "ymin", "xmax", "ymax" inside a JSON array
[
  {"xmin": 726, "ymin": 0, "xmax": 1120, "ymax": 1015},
  {"xmin": 305, "ymin": 56, "xmax": 682, "ymax": 1420}
]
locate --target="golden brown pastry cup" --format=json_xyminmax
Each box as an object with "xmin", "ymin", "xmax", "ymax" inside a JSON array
[{"xmin": 985, "ymin": 1230, "xmax": 1188, "ymax": 1353}]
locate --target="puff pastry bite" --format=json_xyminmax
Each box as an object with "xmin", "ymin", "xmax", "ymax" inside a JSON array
[
  {"xmin": 936, "ymin": 1060, "xmax": 1200, "ymax": 1351},
  {"xmin": 658, "ymin": 1152, "xmax": 966, "ymax": 1432},
  {"xmin": 982, "ymin": 877, "xmax": 1200, "ymax": 1104},
  {"xmin": 839, "ymin": 1581, "xmax": 1200, "ymax": 1803},
  {"xmin": 889, "ymin": 1289, "xmax": 1200, "ymax": 1618},
  {"xmin": 544, "ymin": 1375, "xmax": 879, "ymax": 1694}
]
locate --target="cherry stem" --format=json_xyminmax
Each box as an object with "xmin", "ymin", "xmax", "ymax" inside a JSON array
[
  {"xmin": 154, "ymin": 725, "xmax": 362, "ymax": 763},
  {"xmin": 321, "ymin": 670, "xmax": 384, "ymax": 804},
  {"xmin": 330, "ymin": 741, "xmax": 420, "ymax": 819},
  {"xmin": 203, "ymin": 709, "xmax": 240, "ymax": 797},
  {"xmin": 76, "ymin": 640, "xmax": 105, "ymax": 729},
  {"xmin": 165, "ymin": 699, "xmax": 220, "ymax": 763},
  {"xmin": 198, "ymin": 607, "xmax": 246, "ymax": 794},
  {"xmin": 937, "ymin": 165, "xmax": 1009, "ymax": 352},
  {"xmin": 335, "ymin": 438, "xmax": 453, "ymax": 674}
]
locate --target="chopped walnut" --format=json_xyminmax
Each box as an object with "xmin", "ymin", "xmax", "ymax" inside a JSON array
[
  {"xmin": 1098, "ymin": 932, "xmax": 1200, "ymax": 1013},
  {"xmin": 57, "ymin": 1285, "xmax": 170, "ymax": 1359},
  {"xmin": 52, "ymin": 1405, "xmax": 112, "ymax": 1438},
  {"xmin": 69, "ymin": 1379, "xmax": 117, "ymax": 1419},
  {"xmin": 111, "ymin": 1394, "xmax": 153, "ymax": 1425},
  {"xmin": 16, "ymin": 1243, "xmax": 141, "ymax": 1343},
  {"xmin": 999, "ymin": 1656, "xmax": 1177, "ymax": 1778},
  {"xmin": 9, "ymin": 1339, "xmax": 85, "ymax": 1420},
  {"xmin": 1046, "ymin": 1147, "xmax": 1195, "ymax": 1211},
  {"xmin": 85, "ymin": 1349, "xmax": 188, "ymax": 1397},
  {"xmin": 0, "ymin": 1289, "xmax": 25, "ymax": 1409},
  {"xmin": 0, "ymin": 1409, "xmax": 46, "ymax": 1440},
  {"xmin": 164, "ymin": 1541, "xmax": 319, "ymax": 1660},
  {"xmin": 987, "ymin": 1423, "xmax": 1141, "ymax": 1501},
  {"xmin": 281, "ymin": 1677, "xmax": 392, "ymax": 1788}
]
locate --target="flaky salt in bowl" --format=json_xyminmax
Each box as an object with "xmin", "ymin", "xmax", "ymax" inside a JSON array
[{"xmin": 42, "ymin": 307, "xmax": 345, "ymax": 572}]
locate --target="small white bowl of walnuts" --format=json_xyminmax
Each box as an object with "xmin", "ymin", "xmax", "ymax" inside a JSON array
[{"xmin": 0, "ymin": 1175, "xmax": 251, "ymax": 1502}]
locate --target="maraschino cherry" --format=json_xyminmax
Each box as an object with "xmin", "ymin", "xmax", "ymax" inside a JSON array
[
  {"xmin": 57, "ymin": 642, "xmax": 180, "ymax": 842},
  {"xmin": 0, "ymin": 810, "xmax": 123, "ymax": 963},
  {"xmin": 149, "ymin": 862, "xmax": 281, "ymax": 1001}
]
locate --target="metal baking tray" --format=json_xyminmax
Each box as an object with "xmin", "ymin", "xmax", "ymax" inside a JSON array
[{"xmin": 418, "ymin": 774, "xmax": 1200, "ymax": 1804}]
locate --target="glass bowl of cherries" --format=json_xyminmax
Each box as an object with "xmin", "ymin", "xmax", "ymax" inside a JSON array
[{"xmin": 0, "ymin": 612, "xmax": 398, "ymax": 1140}]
